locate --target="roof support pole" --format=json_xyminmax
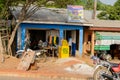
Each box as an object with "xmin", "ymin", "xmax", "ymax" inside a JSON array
[
  {"xmin": 59, "ymin": 29, "xmax": 64, "ymax": 46},
  {"xmin": 21, "ymin": 27, "xmax": 26, "ymax": 50},
  {"xmin": 91, "ymin": 31, "xmax": 95, "ymax": 55},
  {"xmin": 79, "ymin": 29, "xmax": 83, "ymax": 55},
  {"xmin": 93, "ymin": 0, "xmax": 97, "ymax": 19}
]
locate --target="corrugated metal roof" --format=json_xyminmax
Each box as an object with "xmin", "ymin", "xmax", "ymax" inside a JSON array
[
  {"xmin": 11, "ymin": 7, "xmax": 67, "ymax": 22},
  {"xmin": 30, "ymin": 8, "xmax": 67, "ymax": 22},
  {"xmin": 10, "ymin": 7, "xmax": 120, "ymax": 28},
  {"xmin": 10, "ymin": 7, "xmax": 92, "ymax": 26},
  {"xmin": 88, "ymin": 19, "xmax": 120, "ymax": 28}
]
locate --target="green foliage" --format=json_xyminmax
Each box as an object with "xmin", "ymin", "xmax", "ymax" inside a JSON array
[
  {"xmin": 114, "ymin": 0, "xmax": 120, "ymax": 7},
  {"xmin": 97, "ymin": 0, "xmax": 120, "ymax": 20},
  {"xmin": 0, "ymin": 0, "xmax": 10, "ymax": 19},
  {"xmin": 0, "ymin": 0, "xmax": 5, "ymax": 9},
  {"xmin": 85, "ymin": 0, "xmax": 94, "ymax": 10},
  {"xmin": 45, "ymin": 1, "xmax": 55, "ymax": 8},
  {"xmin": 0, "ymin": 0, "xmax": 45, "ymax": 19},
  {"xmin": 97, "ymin": 11, "xmax": 108, "ymax": 20},
  {"xmin": 97, "ymin": 0, "xmax": 111, "ymax": 10},
  {"xmin": 73, "ymin": 0, "xmax": 85, "ymax": 6},
  {"xmin": 0, "ymin": 0, "xmax": 16, "ymax": 19},
  {"xmin": 37, "ymin": 0, "xmax": 47, "ymax": 6},
  {"xmin": 108, "ymin": 6, "xmax": 120, "ymax": 20},
  {"xmin": 54, "ymin": 0, "xmax": 75, "ymax": 8}
]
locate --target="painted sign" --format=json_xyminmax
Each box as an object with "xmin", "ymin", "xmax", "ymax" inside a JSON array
[{"xmin": 67, "ymin": 5, "xmax": 84, "ymax": 22}]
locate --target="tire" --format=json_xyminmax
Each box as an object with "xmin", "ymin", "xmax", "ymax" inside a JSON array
[
  {"xmin": 15, "ymin": 50, "xmax": 24, "ymax": 59},
  {"xmin": 93, "ymin": 67, "xmax": 112, "ymax": 80},
  {"xmin": 15, "ymin": 53, "xmax": 23, "ymax": 59}
]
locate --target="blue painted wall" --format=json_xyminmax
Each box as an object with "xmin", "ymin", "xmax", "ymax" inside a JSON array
[{"xmin": 19, "ymin": 23, "xmax": 83, "ymax": 55}]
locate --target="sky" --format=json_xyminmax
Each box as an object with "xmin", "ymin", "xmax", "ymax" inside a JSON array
[{"xmin": 100, "ymin": 0, "xmax": 117, "ymax": 5}]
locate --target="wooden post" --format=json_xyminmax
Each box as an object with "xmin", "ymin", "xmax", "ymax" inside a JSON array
[
  {"xmin": 93, "ymin": 0, "xmax": 97, "ymax": 19},
  {"xmin": 83, "ymin": 30, "xmax": 87, "ymax": 54},
  {"xmin": 91, "ymin": 31, "xmax": 95, "ymax": 55}
]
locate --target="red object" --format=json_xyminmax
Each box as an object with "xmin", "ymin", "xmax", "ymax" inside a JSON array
[{"xmin": 112, "ymin": 64, "xmax": 120, "ymax": 72}]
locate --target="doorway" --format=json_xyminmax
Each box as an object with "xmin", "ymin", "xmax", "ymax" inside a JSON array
[{"xmin": 28, "ymin": 29, "xmax": 46, "ymax": 50}]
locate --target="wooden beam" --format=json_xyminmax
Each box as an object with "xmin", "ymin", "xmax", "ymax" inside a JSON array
[{"xmin": 88, "ymin": 27, "xmax": 120, "ymax": 31}]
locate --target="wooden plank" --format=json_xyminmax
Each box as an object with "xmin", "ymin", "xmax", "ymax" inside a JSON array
[{"xmin": 17, "ymin": 50, "xmax": 35, "ymax": 71}]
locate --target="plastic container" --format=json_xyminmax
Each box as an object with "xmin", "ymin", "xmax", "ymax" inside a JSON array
[{"xmin": 59, "ymin": 46, "xmax": 69, "ymax": 58}]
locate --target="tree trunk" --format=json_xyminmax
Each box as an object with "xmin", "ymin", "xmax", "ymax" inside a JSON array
[
  {"xmin": 7, "ymin": 1, "xmax": 39, "ymax": 56},
  {"xmin": 0, "ymin": 33, "xmax": 5, "ymax": 62},
  {"xmin": 8, "ymin": 21, "xmax": 21, "ymax": 56}
]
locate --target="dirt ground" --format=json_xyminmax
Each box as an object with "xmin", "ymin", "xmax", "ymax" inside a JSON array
[
  {"xmin": 0, "ymin": 53, "xmax": 118, "ymax": 70},
  {"xmin": 1, "ymin": 50, "xmax": 120, "ymax": 80},
  {"xmin": 0, "ymin": 54, "xmax": 93, "ymax": 70},
  {"xmin": 0, "ymin": 56, "xmax": 20, "ymax": 69},
  {"xmin": 0, "ymin": 54, "xmax": 94, "ymax": 80},
  {"xmin": 3, "ymin": 52, "xmax": 120, "ymax": 80}
]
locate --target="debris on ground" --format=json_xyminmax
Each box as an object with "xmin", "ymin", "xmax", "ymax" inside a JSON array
[
  {"xmin": 55, "ymin": 57, "xmax": 94, "ymax": 75},
  {"xmin": 65, "ymin": 63, "xmax": 94, "ymax": 75},
  {"xmin": 17, "ymin": 50, "xmax": 37, "ymax": 71},
  {"xmin": 55, "ymin": 57, "xmax": 84, "ymax": 64}
]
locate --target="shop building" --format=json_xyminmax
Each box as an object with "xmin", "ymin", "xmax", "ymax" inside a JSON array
[
  {"xmin": 83, "ymin": 19, "xmax": 120, "ymax": 59},
  {"xmin": 14, "ymin": 7, "xmax": 92, "ymax": 56}
]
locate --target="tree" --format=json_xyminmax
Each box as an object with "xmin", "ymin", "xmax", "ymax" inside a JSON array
[
  {"xmin": 97, "ymin": 0, "xmax": 120, "ymax": 20},
  {"xmin": 97, "ymin": 11, "xmax": 109, "ymax": 20},
  {"xmin": 9, "ymin": 0, "xmax": 47, "ymax": 55},
  {"xmin": 73, "ymin": 0, "xmax": 85, "ymax": 6},
  {"xmin": 97, "ymin": 0, "xmax": 111, "ymax": 10},
  {"xmin": 85, "ymin": 0, "xmax": 94, "ymax": 10},
  {"xmin": 0, "ymin": 0, "xmax": 46, "ymax": 56},
  {"xmin": 114, "ymin": 0, "xmax": 120, "ymax": 7},
  {"xmin": 55, "ymin": 0, "xmax": 75, "ymax": 8},
  {"xmin": 0, "ymin": 0, "xmax": 13, "ymax": 57}
]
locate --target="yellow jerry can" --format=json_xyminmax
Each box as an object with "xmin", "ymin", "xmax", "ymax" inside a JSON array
[{"xmin": 59, "ymin": 46, "xmax": 69, "ymax": 58}]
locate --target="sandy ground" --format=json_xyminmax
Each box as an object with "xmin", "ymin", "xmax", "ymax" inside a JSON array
[
  {"xmin": 0, "ymin": 56, "xmax": 20, "ymax": 69},
  {"xmin": 0, "ymin": 55, "xmax": 94, "ymax": 80}
]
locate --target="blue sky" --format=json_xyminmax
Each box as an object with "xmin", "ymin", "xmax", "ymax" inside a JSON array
[{"xmin": 100, "ymin": 0, "xmax": 117, "ymax": 5}]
